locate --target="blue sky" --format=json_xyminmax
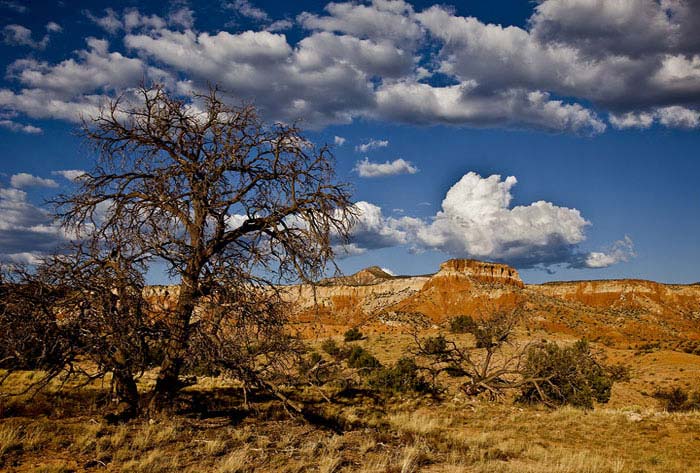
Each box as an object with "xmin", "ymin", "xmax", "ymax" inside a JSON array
[{"xmin": 1, "ymin": 0, "xmax": 699, "ymax": 284}]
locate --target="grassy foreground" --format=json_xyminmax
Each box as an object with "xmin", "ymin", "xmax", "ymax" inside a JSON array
[{"xmin": 1, "ymin": 332, "xmax": 700, "ymax": 472}]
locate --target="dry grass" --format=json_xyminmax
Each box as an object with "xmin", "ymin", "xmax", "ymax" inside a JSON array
[
  {"xmin": 217, "ymin": 446, "xmax": 251, "ymax": 473},
  {"xmin": 1, "ymin": 334, "xmax": 700, "ymax": 472},
  {"xmin": 1, "ymin": 394, "xmax": 699, "ymax": 472},
  {"xmin": 0, "ymin": 422, "xmax": 21, "ymax": 457}
]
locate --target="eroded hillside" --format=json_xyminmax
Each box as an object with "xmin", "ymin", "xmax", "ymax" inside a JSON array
[{"xmin": 282, "ymin": 259, "xmax": 700, "ymax": 346}]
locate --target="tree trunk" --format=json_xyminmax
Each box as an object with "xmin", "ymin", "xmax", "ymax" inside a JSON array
[
  {"xmin": 150, "ymin": 275, "xmax": 198, "ymax": 409},
  {"xmin": 107, "ymin": 367, "xmax": 139, "ymax": 423}
]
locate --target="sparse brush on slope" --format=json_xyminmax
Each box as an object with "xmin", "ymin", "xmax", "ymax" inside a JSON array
[
  {"xmin": 654, "ymin": 386, "xmax": 700, "ymax": 412},
  {"xmin": 414, "ymin": 310, "xmax": 530, "ymax": 398},
  {"xmin": 344, "ymin": 327, "xmax": 364, "ymax": 342},
  {"xmin": 367, "ymin": 357, "xmax": 430, "ymax": 393},
  {"xmin": 416, "ymin": 310, "xmax": 617, "ymax": 408}
]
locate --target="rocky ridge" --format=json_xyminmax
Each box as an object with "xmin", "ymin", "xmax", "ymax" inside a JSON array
[{"xmin": 283, "ymin": 259, "xmax": 700, "ymax": 345}]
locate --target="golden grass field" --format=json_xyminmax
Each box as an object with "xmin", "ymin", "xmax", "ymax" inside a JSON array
[{"xmin": 1, "ymin": 329, "xmax": 700, "ymax": 472}]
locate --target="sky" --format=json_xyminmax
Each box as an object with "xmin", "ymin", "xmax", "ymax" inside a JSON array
[{"xmin": 0, "ymin": 0, "xmax": 699, "ymax": 284}]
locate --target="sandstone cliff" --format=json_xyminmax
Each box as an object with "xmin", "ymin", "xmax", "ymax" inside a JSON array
[{"xmin": 282, "ymin": 259, "xmax": 700, "ymax": 344}]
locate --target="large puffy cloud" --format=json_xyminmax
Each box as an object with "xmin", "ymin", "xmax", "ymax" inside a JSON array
[
  {"xmin": 530, "ymin": 0, "xmax": 700, "ymax": 57},
  {"xmin": 7, "ymin": 38, "xmax": 147, "ymax": 95},
  {"xmin": 295, "ymin": 32, "xmax": 415, "ymax": 78},
  {"xmin": 416, "ymin": 6, "xmax": 646, "ymax": 108},
  {"xmin": 417, "ymin": 1, "xmax": 700, "ymax": 115},
  {"xmin": 413, "ymin": 172, "xmax": 591, "ymax": 267},
  {"xmin": 0, "ymin": 37, "xmax": 161, "ymax": 123},
  {"xmin": 124, "ymin": 28, "xmax": 380, "ymax": 126},
  {"xmin": 343, "ymin": 172, "xmax": 633, "ymax": 269},
  {"xmin": 1, "ymin": 1, "xmax": 699, "ymax": 131},
  {"xmin": 530, "ymin": 0, "xmax": 677, "ymax": 57},
  {"xmin": 0, "ymin": 88, "xmax": 104, "ymax": 123}
]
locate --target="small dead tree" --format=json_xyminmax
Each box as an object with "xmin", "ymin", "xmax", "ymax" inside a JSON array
[
  {"xmin": 413, "ymin": 310, "xmax": 535, "ymax": 399},
  {"xmin": 415, "ymin": 311, "xmax": 616, "ymax": 408},
  {"xmin": 45, "ymin": 240, "xmax": 163, "ymax": 419},
  {"xmin": 52, "ymin": 83, "xmax": 354, "ymax": 411},
  {"xmin": 0, "ymin": 265, "xmax": 75, "ymax": 390},
  {"xmin": 0, "ymin": 234, "xmax": 165, "ymax": 420}
]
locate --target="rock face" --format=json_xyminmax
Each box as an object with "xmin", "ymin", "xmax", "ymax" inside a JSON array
[
  {"xmin": 283, "ymin": 259, "xmax": 527, "ymax": 336},
  {"xmin": 434, "ymin": 259, "xmax": 524, "ymax": 288},
  {"xmin": 282, "ymin": 259, "xmax": 700, "ymax": 344}
]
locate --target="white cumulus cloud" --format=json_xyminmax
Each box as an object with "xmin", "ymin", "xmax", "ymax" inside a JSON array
[
  {"xmin": 2, "ymin": 1, "xmax": 700, "ymax": 133},
  {"xmin": 584, "ymin": 236, "xmax": 636, "ymax": 268},
  {"xmin": 226, "ymin": 0, "xmax": 270, "ymax": 21},
  {"xmin": 656, "ymin": 105, "xmax": 700, "ymax": 129},
  {"xmin": 0, "ymin": 186, "xmax": 66, "ymax": 262},
  {"xmin": 412, "ymin": 172, "xmax": 589, "ymax": 267},
  {"xmin": 610, "ymin": 106, "xmax": 700, "ymax": 129},
  {"xmin": 2, "ymin": 24, "xmax": 48, "ymax": 49},
  {"xmin": 354, "ymin": 157, "xmax": 418, "ymax": 178},
  {"xmin": 0, "ymin": 119, "xmax": 42, "ymax": 134},
  {"xmin": 10, "ymin": 173, "xmax": 59, "ymax": 188},
  {"xmin": 356, "ymin": 139, "xmax": 389, "ymax": 152},
  {"xmin": 341, "ymin": 171, "xmax": 634, "ymax": 270}
]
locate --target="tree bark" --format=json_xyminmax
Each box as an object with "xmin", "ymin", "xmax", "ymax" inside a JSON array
[
  {"xmin": 150, "ymin": 275, "xmax": 197, "ymax": 409},
  {"xmin": 109, "ymin": 367, "xmax": 139, "ymax": 422}
]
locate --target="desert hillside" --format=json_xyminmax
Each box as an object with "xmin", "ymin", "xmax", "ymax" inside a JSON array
[{"xmin": 283, "ymin": 259, "xmax": 700, "ymax": 346}]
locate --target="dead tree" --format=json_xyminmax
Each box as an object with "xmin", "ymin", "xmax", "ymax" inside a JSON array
[
  {"xmin": 0, "ymin": 265, "xmax": 75, "ymax": 390},
  {"xmin": 413, "ymin": 310, "xmax": 537, "ymax": 399},
  {"xmin": 54, "ymin": 84, "xmax": 354, "ymax": 410},
  {"xmin": 44, "ymin": 239, "xmax": 161, "ymax": 419},
  {"xmin": 0, "ymin": 235, "xmax": 164, "ymax": 420}
]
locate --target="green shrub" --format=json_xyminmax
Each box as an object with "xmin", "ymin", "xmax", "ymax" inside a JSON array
[
  {"xmin": 299, "ymin": 351, "xmax": 323, "ymax": 374},
  {"xmin": 519, "ymin": 340, "xmax": 613, "ymax": 409},
  {"xmin": 344, "ymin": 327, "xmax": 364, "ymax": 342},
  {"xmin": 422, "ymin": 335, "xmax": 448, "ymax": 355},
  {"xmin": 654, "ymin": 386, "xmax": 700, "ymax": 412},
  {"xmin": 346, "ymin": 346, "xmax": 381, "ymax": 372},
  {"xmin": 677, "ymin": 340, "xmax": 700, "ymax": 356},
  {"xmin": 321, "ymin": 338, "xmax": 342, "ymax": 357},
  {"xmin": 635, "ymin": 341, "xmax": 661, "ymax": 355},
  {"xmin": 607, "ymin": 363, "xmax": 632, "ymax": 382},
  {"xmin": 368, "ymin": 357, "xmax": 429, "ymax": 393},
  {"xmin": 448, "ymin": 312, "xmax": 517, "ymax": 348},
  {"xmin": 449, "ymin": 315, "xmax": 476, "ymax": 334}
]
